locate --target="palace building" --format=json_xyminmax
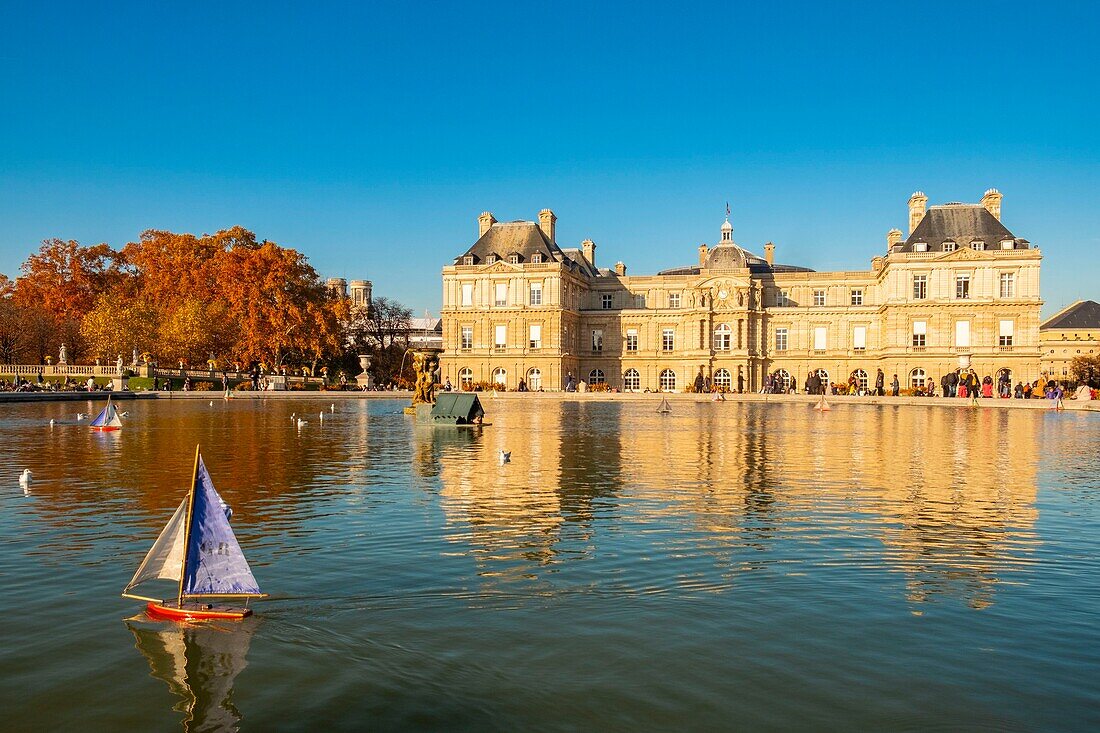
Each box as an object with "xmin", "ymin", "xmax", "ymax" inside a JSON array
[
  {"xmin": 1040, "ymin": 300, "xmax": 1100, "ymax": 380},
  {"xmin": 439, "ymin": 190, "xmax": 1042, "ymax": 393}
]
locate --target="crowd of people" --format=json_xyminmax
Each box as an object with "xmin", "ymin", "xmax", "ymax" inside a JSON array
[
  {"xmin": 756, "ymin": 367, "xmax": 1093, "ymax": 401},
  {"xmin": 0, "ymin": 375, "xmax": 116, "ymax": 393}
]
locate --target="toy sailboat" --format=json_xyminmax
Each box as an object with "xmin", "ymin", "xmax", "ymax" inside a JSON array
[
  {"xmin": 657, "ymin": 397, "xmax": 672, "ymax": 413},
  {"xmin": 813, "ymin": 395, "xmax": 831, "ymax": 411},
  {"xmin": 89, "ymin": 396, "xmax": 123, "ymax": 431},
  {"xmin": 122, "ymin": 446, "xmax": 265, "ymax": 621}
]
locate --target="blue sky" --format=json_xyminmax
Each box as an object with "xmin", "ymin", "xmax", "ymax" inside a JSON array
[{"xmin": 1, "ymin": 1, "xmax": 1097, "ymax": 317}]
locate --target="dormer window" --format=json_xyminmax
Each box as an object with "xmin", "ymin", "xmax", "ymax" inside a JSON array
[
  {"xmin": 531, "ymin": 252, "xmax": 543, "ymax": 264},
  {"xmin": 1000, "ymin": 239, "xmax": 1015, "ymax": 250},
  {"xmin": 942, "ymin": 241, "xmax": 957, "ymax": 252},
  {"xmin": 463, "ymin": 256, "xmax": 474, "ymax": 266},
  {"xmin": 913, "ymin": 242, "xmax": 928, "ymax": 252},
  {"xmin": 971, "ymin": 241, "xmax": 985, "ymax": 251},
  {"xmin": 487, "ymin": 254, "xmax": 497, "ymax": 264},
  {"xmin": 509, "ymin": 254, "xmax": 519, "ymax": 264}
]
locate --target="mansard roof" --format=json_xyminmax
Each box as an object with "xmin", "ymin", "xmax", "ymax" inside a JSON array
[
  {"xmin": 1041, "ymin": 300, "xmax": 1100, "ymax": 330},
  {"xmin": 901, "ymin": 204, "xmax": 1021, "ymax": 251},
  {"xmin": 456, "ymin": 221, "xmax": 562, "ymax": 265}
]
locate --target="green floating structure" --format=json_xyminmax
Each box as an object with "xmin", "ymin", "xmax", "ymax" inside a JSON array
[{"xmin": 427, "ymin": 393, "xmax": 486, "ymax": 425}]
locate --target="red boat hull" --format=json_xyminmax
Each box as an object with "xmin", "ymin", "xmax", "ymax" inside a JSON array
[
  {"xmin": 146, "ymin": 600, "xmax": 252, "ymax": 621},
  {"xmin": 91, "ymin": 426, "xmax": 120, "ymax": 431}
]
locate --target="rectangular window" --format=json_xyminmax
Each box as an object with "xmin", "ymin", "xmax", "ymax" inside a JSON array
[
  {"xmin": 494, "ymin": 325, "xmax": 507, "ymax": 349},
  {"xmin": 626, "ymin": 329, "xmax": 638, "ymax": 352},
  {"xmin": 509, "ymin": 254, "xmax": 519, "ymax": 264},
  {"xmin": 955, "ymin": 274, "xmax": 970, "ymax": 299},
  {"xmin": 999, "ymin": 272, "xmax": 1015, "ymax": 298},
  {"xmin": 913, "ymin": 275, "xmax": 927, "ymax": 300},
  {"xmin": 461, "ymin": 283, "xmax": 473, "ymax": 307},
  {"xmin": 529, "ymin": 324, "xmax": 542, "ymax": 349},
  {"xmin": 662, "ymin": 328, "xmax": 675, "ymax": 352},
  {"xmin": 601, "ymin": 293, "xmax": 613, "ymax": 309},
  {"xmin": 853, "ymin": 325, "xmax": 866, "ymax": 351},
  {"xmin": 912, "ymin": 320, "xmax": 926, "ymax": 347},
  {"xmin": 494, "ymin": 282, "xmax": 508, "ymax": 306},
  {"xmin": 776, "ymin": 290, "xmax": 790, "ymax": 307},
  {"xmin": 669, "ymin": 293, "xmax": 681, "ymax": 308},
  {"xmin": 592, "ymin": 329, "xmax": 603, "ymax": 352},
  {"xmin": 972, "ymin": 241, "xmax": 986, "ymax": 251},
  {"xmin": 814, "ymin": 326, "xmax": 826, "ymax": 351},
  {"xmin": 955, "ymin": 320, "xmax": 971, "ymax": 348},
  {"xmin": 850, "ymin": 289, "xmax": 863, "ymax": 306},
  {"xmin": 531, "ymin": 252, "xmax": 543, "ymax": 263},
  {"xmin": 999, "ymin": 320, "xmax": 1014, "ymax": 347},
  {"xmin": 529, "ymin": 282, "xmax": 542, "ymax": 306},
  {"xmin": 461, "ymin": 326, "xmax": 472, "ymax": 350},
  {"xmin": 462, "ymin": 256, "xmax": 474, "ymax": 266},
  {"xmin": 775, "ymin": 328, "xmax": 788, "ymax": 352},
  {"xmin": 813, "ymin": 289, "xmax": 825, "ymax": 307}
]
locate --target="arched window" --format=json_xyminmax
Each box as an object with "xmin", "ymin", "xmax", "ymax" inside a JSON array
[
  {"xmin": 491, "ymin": 367, "xmax": 507, "ymax": 388},
  {"xmin": 909, "ymin": 368, "xmax": 926, "ymax": 390},
  {"xmin": 713, "ymin": 323, "xmax": 732, "ymax": 351},
  {"xmin": 459, "ymin": 368, "xmax": 473, "ymax": 390},
  {"xmin": 623, "ymin": 369, "xmax": 640, "ymax": 392},
  {"xmin": 588, "ymin": 368, "xmax": 606, "ymax": 386},
  {"xmin": 527, "ymin": 368, "xmax": 541, "ymax": 391},
  {"xmin": 851, "ymin": 369, "xmax": 868, "ymax": 392},
  {"xmin": 814, "ymin": 368, "xmax": 830, "ymax": 390},
  {"xmin": 775, "ymin": 369, "xmax": 792, "ymax": 393},
  {"xmin": 713, "ymin": 368, "xmax": 731, "ymax": 391},
  {"xmin": 659, "ymin": 369, "xmax": 677, "ymax": 392}
]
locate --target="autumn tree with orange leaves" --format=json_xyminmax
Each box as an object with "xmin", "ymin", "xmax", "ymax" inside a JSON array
[{"xmin": 8, "ymin": 227, "xmax": 351, "ymax": 370}]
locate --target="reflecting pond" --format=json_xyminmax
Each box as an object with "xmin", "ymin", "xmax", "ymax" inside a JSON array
[{"xmin": 2, "ymin": 398, "xmax": 1098, "ymax": 731}]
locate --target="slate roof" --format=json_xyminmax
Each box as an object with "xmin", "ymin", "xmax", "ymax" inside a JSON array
[
  {"xmin": 455, "ymin": 222, "xmax": 561, "ymax": 265},
  {"xmin": 658, "ymin": 242, "xmax": 814, "ymax": 276},
  {"xmin": 1041, "ymin": 300, "xmax": 1100, "ymax": 330},
  {"xmin": 901, "ymin": 204, "xmax": 1022, "ymax": 252}
]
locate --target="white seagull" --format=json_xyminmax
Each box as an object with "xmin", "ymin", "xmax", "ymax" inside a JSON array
[
  {"xmin": 499, "ymin": 450, "xmax": 511, "ymax": 464},
  {"xmin": 319, "ymin": 412, "xmax": 324, "ymax": 423},
  {"xmin": 209, "ymin": 400, "xmax": 214, "ymax": 407},
  {"xmin": 20, "ymin": 469, "xmax": 32, "ymax": 486},
  {"xmin": 76, "ymin": 413, "xmax": 86, "ymax": 421},
  {"xmin": 297, "ymin": 418, "xmax": 308, "ymax": 428},
  {"xmin": 119, "ymin": 411, "xmax": 129, "ymax": 417},
  {"xmin": 49, "ymin": 419, "xmax": 55, "ymax": 426},
  {"xmin": 330, "ymin": 403, "xmax": 335, "ymax": 413}
]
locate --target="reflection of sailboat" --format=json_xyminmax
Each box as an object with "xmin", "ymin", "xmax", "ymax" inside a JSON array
[
  {"xmin": 123, "ymin": 446, "xmax": 265, "ymax": 620},
  {"xmin": 127, "ymin": 618, "xmax": 256, "ymax": 732},
  {"xmin": 813, "ymin": 395, "xmax": 831, "ymax": 411},
  {"xmin": 657, "ymin": 397, "xmax": 672, "ymax": 413},
  {"xmin": 90, "ymin": 396, "xmax": 123, "ymax": 431}
]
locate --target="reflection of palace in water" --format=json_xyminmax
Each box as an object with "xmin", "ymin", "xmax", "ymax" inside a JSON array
[
  {"xmin": 428, "ymin": 402, "xmax": 1040, "ymax": 608},
  {"xmin": 128, "ymin": 618, "xmax": 257, "ymax": 732}
]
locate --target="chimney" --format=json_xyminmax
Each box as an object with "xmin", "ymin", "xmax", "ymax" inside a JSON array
[
  {"xmin": 698, "ymin": 243, "xmax": 708, "ymax": 266},
  {"xmin": 581, "ymin": 238, "xmax": 596, "ymax": 267},
  {"xmin": 478, "ymin": 211, "xmax": 496, "ymax": 238},
  {"xmin": 614, "ymin": 261, "xmax": 626, "ymax": 276},
  {"xmin": 908, "ymin": 191, "xmax": 928, "ymax": 234},
  {"xmin": 763, "ymin": 242, "xmax": 775, "ymax": 266},
  {"xmin": 887, "ymin": 228, "xmax": 903, "ymax": 250},
  {"xmin": 981, "ymin": 188, "xmax": 1002, "ymax": 220},
  {"xmin": 538, "ymin": 208, "xmax": 556, "ymax": 244}
]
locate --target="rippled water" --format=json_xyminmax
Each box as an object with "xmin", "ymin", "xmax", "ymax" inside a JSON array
[{"xmin": 2, "ymin": 398, "xmax": 1099, "ymax": 731}]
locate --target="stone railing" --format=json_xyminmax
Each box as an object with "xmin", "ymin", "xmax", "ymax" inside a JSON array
[{"xmin": 0, "ymin": 364, "xmax": 148, "ymax": 378}]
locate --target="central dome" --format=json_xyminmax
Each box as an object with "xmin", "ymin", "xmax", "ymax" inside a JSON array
[{"xmin": 704, "ymin": 242, "xmax": 757, "ymax": 270}]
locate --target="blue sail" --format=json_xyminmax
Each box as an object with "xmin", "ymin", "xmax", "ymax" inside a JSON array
[
  {"xmin": 89, "ymin": 404, "xmax": 110, "ymax": 427},
  {"xmin": 182, "ymin": 457, "xmax": 261, "ymax": 596}
]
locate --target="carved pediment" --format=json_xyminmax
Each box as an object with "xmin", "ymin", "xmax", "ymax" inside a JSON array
[
  {"xmin": 937, "ymin": 247, "xmax": 983, "ymax": 261},
  {"xmin": 481, "ymin": 260, "xmax": 520, "ymax": 273}
]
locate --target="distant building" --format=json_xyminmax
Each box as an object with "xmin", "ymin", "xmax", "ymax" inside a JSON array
[
  {"xmin": 440, "ymin": 190, "xmax": 1043, "ymax": 392},
  {"xmin": 409, "ymin": 316, "xmax": 443, "ymax": 349},
  {"xmin": 1040, "ymin": 300, "xmax": 1100, "ymax": 380}
]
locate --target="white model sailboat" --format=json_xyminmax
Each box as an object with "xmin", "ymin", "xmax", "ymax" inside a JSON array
[
  {"xmin": 657, "ymin": 397, "xmax": 672, "ymax": 413},
  {"xmin": 123, "ymin": 446, "xmax": 265, "ymax": 620},
  {"xmin": 89, "ymin": 396, "xmax": 123, "ymax": 431}
]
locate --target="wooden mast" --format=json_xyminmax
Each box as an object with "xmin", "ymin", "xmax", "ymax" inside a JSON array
[{"xmin": 176, "ymin": 444, "xmax": 202, "ymax": 607}]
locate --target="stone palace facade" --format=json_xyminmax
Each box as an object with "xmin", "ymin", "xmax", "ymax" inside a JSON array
[{"xmin": 439, "ymin": 190, "xmax": 1042, "ymax": 392}]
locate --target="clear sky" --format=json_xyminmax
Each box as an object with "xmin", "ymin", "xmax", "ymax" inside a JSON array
[{"xmin": 1, "ymin": 1, "xmax": 1097, "ymax": 317}]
